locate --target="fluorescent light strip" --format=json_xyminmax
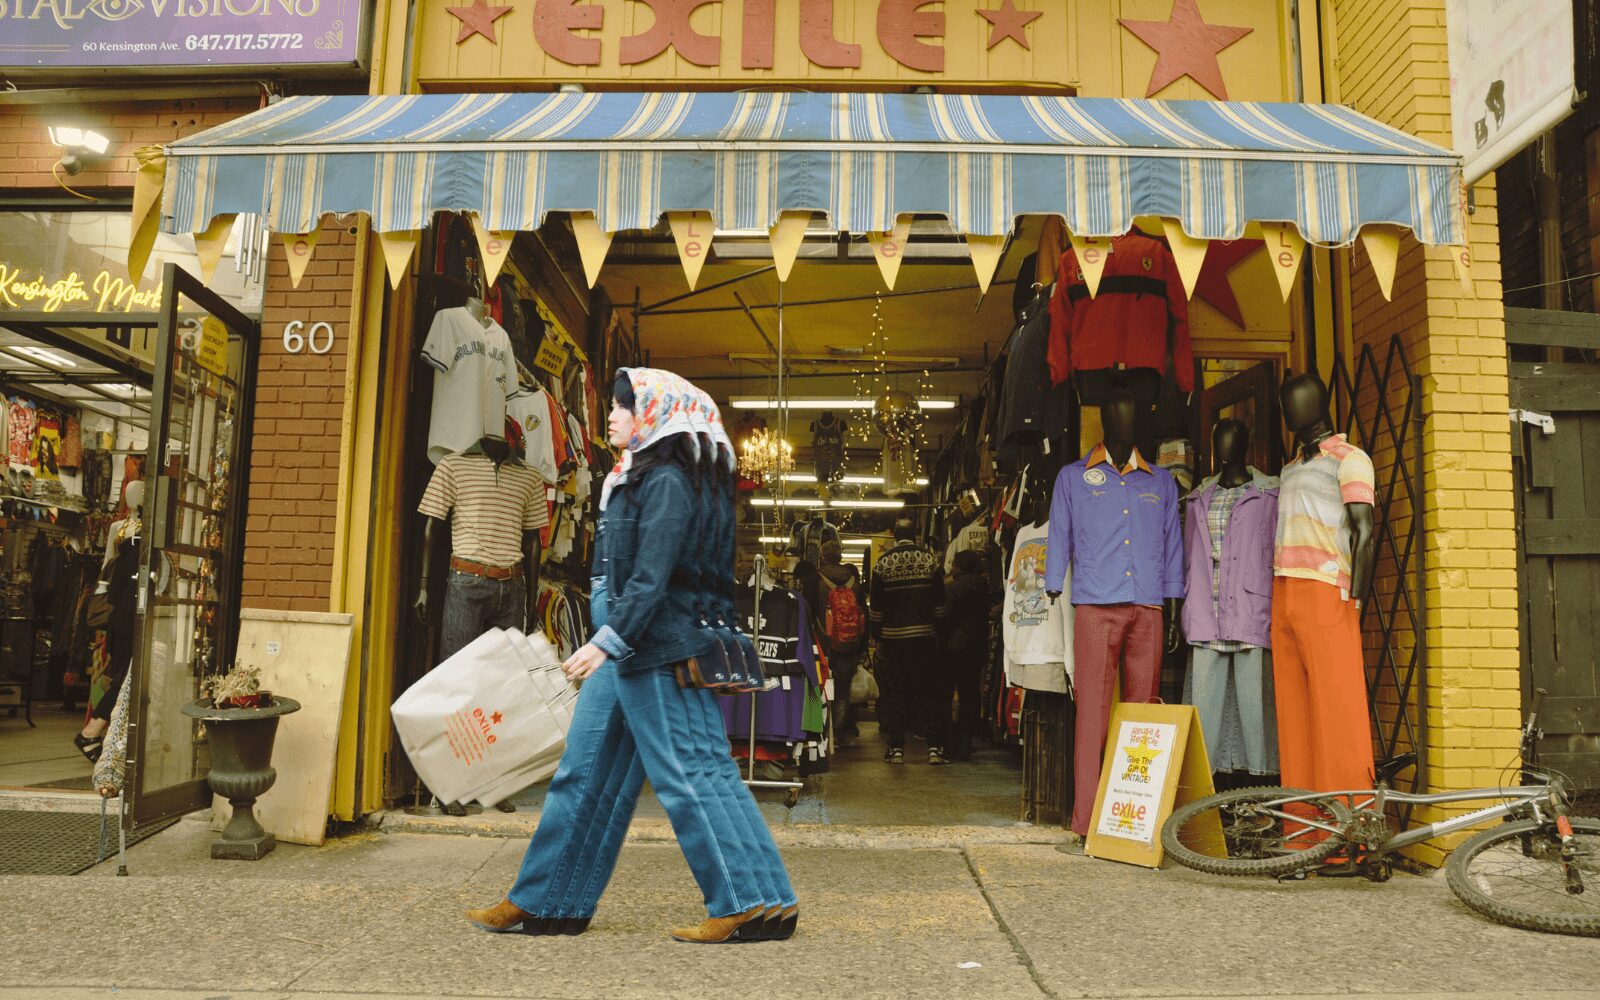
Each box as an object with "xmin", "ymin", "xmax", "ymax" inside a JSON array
[
  {"xmin": 729, "ymin": 397, "xmax": 957, "ymax": 411},
  {"xmin": 781, "ymin": 473, "xmax": 929, "ymax": 486},
  {"xmin": 841, "ymin": 539, "xmax": 873, "ymax": 546},
  {"xmin": 749, "ymin": 498, "xmax": 906, "ymax": 509},
  {"xmin": 757, "ymin": 536, "xmax": 788, "ymax": 544}
]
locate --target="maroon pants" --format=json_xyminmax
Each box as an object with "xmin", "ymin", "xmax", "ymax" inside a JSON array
[{"xmin": 1071, "ymin": 603, "xmax": 1163, "ymax": 835}]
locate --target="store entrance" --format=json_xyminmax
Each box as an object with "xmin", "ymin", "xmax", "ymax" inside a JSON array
[{"xmin": 0, "ymin": 265, "xmax": 257, "ymax": 830}]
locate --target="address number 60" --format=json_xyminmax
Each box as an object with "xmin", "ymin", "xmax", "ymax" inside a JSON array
[{"xmin": 283, "ymin": 320, "xmax": 335, "ymax": 355}]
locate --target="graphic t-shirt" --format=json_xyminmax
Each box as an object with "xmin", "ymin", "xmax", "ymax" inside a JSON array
[
  {"xmin": 1273, "ymin": 434, "xmax": 1376, "ymax": 596},
  {"xmin": 420, "ymin": 307, "xmax": 517, "ymax": 464},
  {"xmin": 506, "ymin": 387, "xmax": 559, "ymax": 484},
  {"xmin": 32, "ymin": 407, "xmax": 62, "ymax": 480},
  {"xmin": 7, "ymin": 397, "xmax": 36, "ymax": 471},
  {"xmin": 59, "ymin": 412, "xmax": 83, "ymax": 471},
  {"xmin": 810, "ymin": 414, "xmax": 847, "ymax": 482},
  {"xmin": 1003, "ymin": 521, "xmax": 1073, "ymax": 691}
]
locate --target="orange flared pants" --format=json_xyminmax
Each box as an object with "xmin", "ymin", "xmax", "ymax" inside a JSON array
[{"xmin": 1269, "ymin": 578, "xmax": 1375, "ymax": 795}]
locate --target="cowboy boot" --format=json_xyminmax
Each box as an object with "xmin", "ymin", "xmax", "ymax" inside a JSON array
[
  {"xmin": 465, "ymin": 899, "xmax": 539, "ymax": 934},
  {"xmin": 669, "ymin": 905, "xmax": 767, "ymax": 944}
]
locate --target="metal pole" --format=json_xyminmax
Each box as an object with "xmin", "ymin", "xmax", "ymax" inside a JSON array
[
  {"xmin": 642, "ymin": 279, "xmax": 1017, "ymax": 317},
  {"xmin": 639, "ymin": 264, "xmax": 778, "ymax": 314}
]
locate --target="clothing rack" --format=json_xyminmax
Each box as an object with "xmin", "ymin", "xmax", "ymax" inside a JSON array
[{"xmin": 742, "ymin": 553, "xmax": 804, "ymax": 793}]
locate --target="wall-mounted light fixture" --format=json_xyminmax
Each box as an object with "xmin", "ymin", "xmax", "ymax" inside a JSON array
[{"xmin": 48, "ymin": 125, "xmax": 111, "ymax": 176}]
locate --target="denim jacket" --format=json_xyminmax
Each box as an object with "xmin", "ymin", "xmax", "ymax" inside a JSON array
[
  {"xmin": 1180, "ymin": 468, "xmax": 1279, "ymax": 649},
  {"xmin": 589, "ymin": 463, "xmax": 714, "ymax": 671}
]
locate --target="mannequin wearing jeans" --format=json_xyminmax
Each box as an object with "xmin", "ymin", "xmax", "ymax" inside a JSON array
[{"xmin": 466, "ymin": 368, "xmax": 795, "ymax": 944}]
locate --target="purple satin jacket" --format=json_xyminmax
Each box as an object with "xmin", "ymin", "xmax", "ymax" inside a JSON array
[{"xmin": 1180, "ymin": 469, "xmax": 1279, "ymax": 649}]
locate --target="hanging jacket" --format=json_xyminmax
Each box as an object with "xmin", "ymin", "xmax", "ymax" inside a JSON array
[
  {"xmin": 1181, "ymin": 468, "xmax": 1280, "ymax": 649},
  {"xmin": 1046, "ymin": 232, "xmax": 1194, "ymax": 391}
]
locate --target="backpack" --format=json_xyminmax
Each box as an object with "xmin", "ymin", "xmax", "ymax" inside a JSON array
[{"xmin": 822, "ymin": 572, "xmax": 864, "ymax": 649}]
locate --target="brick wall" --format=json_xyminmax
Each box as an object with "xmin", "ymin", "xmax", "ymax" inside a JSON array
[
  {"xmin": 1328, "ymin": 0, "xmax": 1519, "ymax": 864},
  {"xmin": 0, "ymin": 96, "xmax": 262, "ymax": 191},
  {"xmin": 240, "ymin": 226, "xmax": 359, "ymax": 612}
]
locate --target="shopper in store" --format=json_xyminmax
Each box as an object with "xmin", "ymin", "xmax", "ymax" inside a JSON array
[
  {"xmin": 466, "ymin": 368, "xmax": 796, "ymax": 945},
  {"xmin": 815, "ymin": 538, "xmax": 866, "ymax": 742},
  {"xmin": 73, "ymin": 480, "xmax": 144, "ymax": 763},
  {"xmin": 869, "ymin": 518, "xmax": 946, "ymax": 765},
  {"xmin": 939, "ymin": 548, "xmax": 995, "ymax": 762}
]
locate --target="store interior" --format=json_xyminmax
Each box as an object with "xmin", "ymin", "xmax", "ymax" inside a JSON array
[{"xmin": 384, "ymin": 208, "xmax": 1298, "ymax": 827}]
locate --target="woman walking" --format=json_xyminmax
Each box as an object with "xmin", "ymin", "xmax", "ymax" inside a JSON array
[{"xmin": 466, "ymin": 368, "xmax": 797, "ymax": 943}]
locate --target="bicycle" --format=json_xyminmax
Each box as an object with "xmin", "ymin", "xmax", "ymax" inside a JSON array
[{"xmin": 1160, "ymin": 688, "xmax": 1600, "ymax": 937}]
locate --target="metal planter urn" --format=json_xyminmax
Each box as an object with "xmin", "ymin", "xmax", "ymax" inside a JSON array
[{"xmin": 182, "ymin": 696, "xmax": 301, "ymax": 860}]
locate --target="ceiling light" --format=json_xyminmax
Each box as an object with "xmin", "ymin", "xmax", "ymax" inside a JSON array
[
  {"xmin": 13, "ymin": 346, "xmax": 76, "ymax": 368},
  {"xmin": 749, "ymin": 498, "xmax": 815, "ymax": 508},
  {"xmin": 841, "ymin": 538, "xmax": 873, "ymax": 546},
  {"xmin": 757, "ymin": 536, "xmax": 789, "ymax": 544},
  {"xmin": 729, "ymin": 397, "xmax": 957, "ymax": 411},
  {"xmin": 830, "ymin": 499, "xmax": 906, "ymax": 509}
]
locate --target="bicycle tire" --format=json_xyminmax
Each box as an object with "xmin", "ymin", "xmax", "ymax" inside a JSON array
[
  {"xmin": 1162, "ymin": 786, "xmax": 1352, "ymax": 877},
  {"xmin": 1445, "ymin": 815, "xmax": 1600, "ymax": 937}
]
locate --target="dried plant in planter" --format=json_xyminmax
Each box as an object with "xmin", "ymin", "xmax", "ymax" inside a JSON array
[{"xmin": 204, "ymin": 662, "xmax": 270, "ymax": 709}]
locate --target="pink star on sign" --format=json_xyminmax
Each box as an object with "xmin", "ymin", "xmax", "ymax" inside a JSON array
[
  {"xmin": 1119, "ymin": 0, "xmax": 1253, "ymax": 100},
  {"xmin": 446, "ymin": 0, "xmax": 512, "ymax": 45},
  {"xmin": 977, "ymin": 0, "xmax": 1043, "ymax": 51}
]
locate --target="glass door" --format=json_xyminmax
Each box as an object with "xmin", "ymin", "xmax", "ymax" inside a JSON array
[{"xmin": 127, "ymin": 263, "xmax": 258, "ymax": 827}]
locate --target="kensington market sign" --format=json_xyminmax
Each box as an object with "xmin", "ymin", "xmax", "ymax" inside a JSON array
[
  {"xmin": 418, "ymin": 0, "xmax": 1074, "ymax": 89},
  {"xmin": 0, "ymin": 0, "xmax": 366, "ymax": 71},
  {"xmin": 0, "ymin": 261, "xmax": 162, "ymax": 314}
]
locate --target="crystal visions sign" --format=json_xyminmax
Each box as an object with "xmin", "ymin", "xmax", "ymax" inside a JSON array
[{"xmin": 0, "ymin": 0, "xmax": 365, "ymax": 70}]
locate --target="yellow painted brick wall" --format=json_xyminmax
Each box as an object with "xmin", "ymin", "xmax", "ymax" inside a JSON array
[{"xmin": 1326, "ymin": 0, "xmax": 1520, "ymax": 866}]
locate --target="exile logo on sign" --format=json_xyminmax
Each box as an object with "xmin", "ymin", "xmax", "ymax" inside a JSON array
[{"xmin": 472, "ymin": 706, "xmax": 504, "ymax": 745}]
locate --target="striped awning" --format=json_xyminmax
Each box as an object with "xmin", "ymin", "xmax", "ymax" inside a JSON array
[{"xmin": 160, "ymin": 91, "xmax": 1463, "ymax": 247}]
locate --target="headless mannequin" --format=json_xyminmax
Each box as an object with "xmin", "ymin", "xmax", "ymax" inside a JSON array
[
  {"xmin": 79, "ymin": 480, "xmax": 145, "ymax": 742},
  {"xmin": 1280, "ymin": 375, "xmax": 1375, "ymax": 605},
  {"xmin": 1050, "ymin": 394, "xmax": 1183, "ymax": 650},
  {"xmin": 414, "ymin": 436, "xmax": 543, "ymax": 627},
  {"xmin": 1213, "ymin": 419, "xmax": 1251, "ymax": 489}
]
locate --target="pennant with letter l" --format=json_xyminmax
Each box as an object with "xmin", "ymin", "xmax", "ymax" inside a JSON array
[
  {"xmin": 378, "ymin": 230, "xmax": 420, "ymax": 290},
  {"xmin": 1259, "ymin": 222, "xmax": 1306, "ymax": 302},
  {"xmin": 1360, "ymin": 225, "xmax": 1401, "ymax": 301},
  {"xmin": 193, "ymin": 214, "xmax": 237, "ymax": 285},
  {"xmin": 470, "ymin": 216, "xmax": 515, "ymax": 286},
  {"xmin": 1162, "ymin": 219, "xmax": 1209, "ymax": 299},
  {"xmin": 1449, "ymin": 244, "xmax": 1474, "ymax": 296},
  {"xmin": 668, "ymin": 211, "xmax": 714, "ymax": 290},
  {"xmin": 868, "ymin": 218, "xmax": 912, "ymax": 290},
  {"xmin": 1066, "ymin": 231, "xmax": 1114, "ymax": 298},
  {"xmin": 769, "ymin": 211, "xmax": 811, "ymax": 283},
  {"xmin": 127, "ymin": 146, "xmax": 166, "ymax": 283},
  {"xmin": 967, "ymin": 234, "xmax": 1007, "ymax": 295},
  {"xmin": 279, "ymin": 227, "xmax": 320, "ymax": 289},
  {"xmin": 570, "ymin": 212, "xmax": 614, "ymax": 289}
]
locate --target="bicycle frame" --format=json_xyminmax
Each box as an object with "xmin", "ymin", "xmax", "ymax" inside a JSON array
[{"xmin": 1256, "ymin": 783, "xmax": 1562, "ymax": 855}]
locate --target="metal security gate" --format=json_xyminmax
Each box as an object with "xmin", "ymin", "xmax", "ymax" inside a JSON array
[
  {"xmin": 1506, "ymin": 307, "xmax": 1600, "ymax": 792},
  {"xmin": 1329, "ymin": 336, "xmax": 1427, "ymax": 796}
]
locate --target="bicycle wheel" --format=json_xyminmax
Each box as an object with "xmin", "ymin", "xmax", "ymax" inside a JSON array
[
  {"xmin": 1162, "ymin": 786, "xmax": 1352, "ymax": 877},
  {"xmin": 1446, "ymin": 815, "xmax": 1600, "ymax": 937}
]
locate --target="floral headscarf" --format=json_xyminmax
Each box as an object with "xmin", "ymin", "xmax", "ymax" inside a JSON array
[{"xmin": 601, "ymin": 367, "xmax": 726, "ymax": 511}]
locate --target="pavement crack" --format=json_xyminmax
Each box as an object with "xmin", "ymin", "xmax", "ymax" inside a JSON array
[{"xmin": 960, "ymin": 846, "xmax": 1059, "ymax": 1000}]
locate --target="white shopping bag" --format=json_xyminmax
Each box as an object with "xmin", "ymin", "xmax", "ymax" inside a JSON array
[{"xmin": 391, "ymin": 628, "xmax": 575, "ymax": 805}]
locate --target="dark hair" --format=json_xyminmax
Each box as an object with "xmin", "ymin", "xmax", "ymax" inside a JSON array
[
  {"xmin": 892, "ymin": 517, "xmax": 917, "ymax": 542},
  {"xmin": 612, "ymin": 370, "xmax": 636, "ymax": 411},
  {"xmin": 953, "ymin": 549, "xmax": 984, "ymax": 577}
]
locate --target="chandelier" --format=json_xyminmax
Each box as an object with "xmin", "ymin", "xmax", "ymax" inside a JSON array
[{"xmin": 739, "ymin": 427, "xmax": 794, "ymax": 481}]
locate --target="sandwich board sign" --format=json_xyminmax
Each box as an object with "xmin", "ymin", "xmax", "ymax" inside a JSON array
[{"xmin": 1085, "ymin": 703, "xmax": 1219, "ymax": 868}]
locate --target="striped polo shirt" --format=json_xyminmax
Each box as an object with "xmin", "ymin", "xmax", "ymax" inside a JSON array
[
  {"xmin": 1273, "ymin": 434, "xmax": 1376, "ymax": 595},
  {"xmin": 418, "ymin": 453, "xmax": 548, "ymax": 569}
]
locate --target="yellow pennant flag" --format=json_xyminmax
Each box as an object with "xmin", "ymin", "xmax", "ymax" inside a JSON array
[
  {"xmin": 1066, "ymin": 230, "xmax": 1115, "ymax": 298},
  {"xmin": 279, "ymin": 227, "xmax": 320, "ymax": 289},
  {"xmin": 667, "ymin": 211, "xmax": 715, "ymax": 290},
  {"xmin": 868, "ymin": 218, "xmax": 912, "ymax": 290},
  {"xmin": 1161, "ymin": 219, "xmax": 1208, "ymax": 299},
  {"xmin": 470, "ymin": 215, "xmax": 515, "ymax": 286},
  {"xmin": 967, "ymin": 234, "xmax": 1007, "ymax": 295},
  {"xmin": 1259, "ymin": 222, "xmax": 1306, "ymax": 302},
  {"xmin": 1360, "ymin": 225, "xmax": 1401, "ymax": 301},
  {"xmin": 127, "ymin": 146, "xmax": 166, "ymax": 283},
  {"xmin": 378, "ymin": 230, "xmax": 420, "ymax": 290},
  {"xmin": 570, "ymin": 212, "xmax": 614, "ymax": 289},
  {"xmin": 193, "ymin": 214, "xmax": 237, "ymax": 285},
  {"xmin": 1449, "ymin": 244, "xmax": 1474, "ymax": 296},
  {"xmin": 769, "ymin": 211, "xmax": 811, "ymax": 283}
]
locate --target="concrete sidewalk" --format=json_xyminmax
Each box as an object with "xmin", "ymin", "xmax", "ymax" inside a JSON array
[{"xmin": 3, "ymin": 816, "xmax": 1597, "ymax": 1000}]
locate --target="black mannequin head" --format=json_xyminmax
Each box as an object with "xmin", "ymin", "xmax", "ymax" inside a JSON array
[
  {"xmin": 1212, "ymin": 419, "xmax": 1250, "ymax": 470},
  {"xmin": 1101, "ymin": 388, "xmax": 1138, "ymax": 448},
  {"xmin": 1280, "ymin": 373, "xmax": 1332, "ymax": 438},
  {"xmin": 479, "ymin": 436, "xmax": 510, "ymax": 464},
  {"xmin": 892, "ymin": 517, "xmax": 917, "ymax": 542}
]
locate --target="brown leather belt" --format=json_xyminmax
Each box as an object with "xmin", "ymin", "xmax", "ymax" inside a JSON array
[{"xmin": 450, "ymin": 556, "xmax": 523, "ymax": 580}]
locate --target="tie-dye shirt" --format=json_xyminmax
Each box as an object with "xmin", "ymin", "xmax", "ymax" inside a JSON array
[{"xmin": 1272, "ymin": 434, "xmax": 1375, "ymax": 596}]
